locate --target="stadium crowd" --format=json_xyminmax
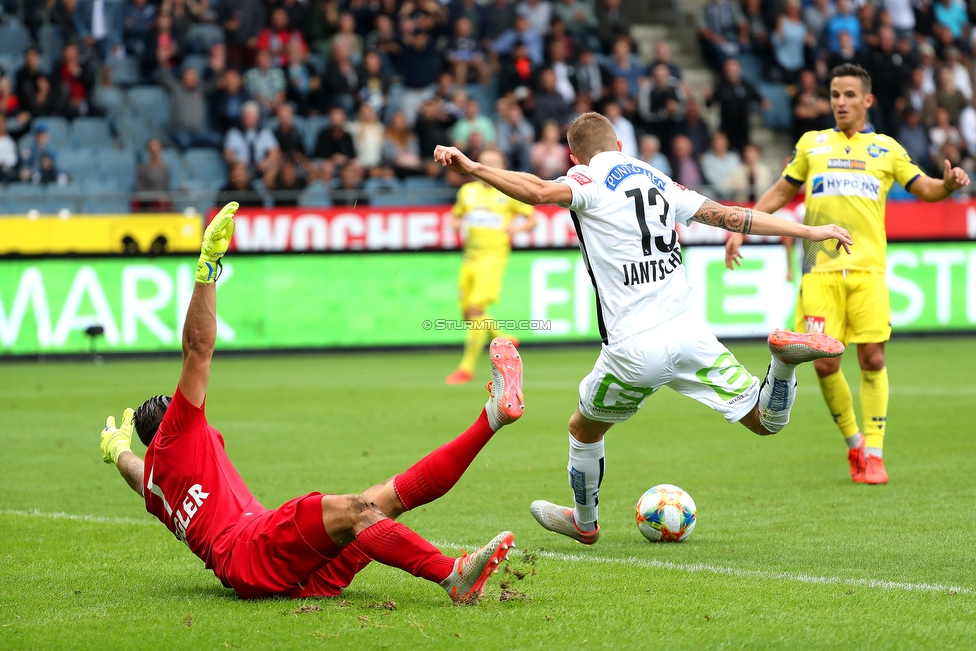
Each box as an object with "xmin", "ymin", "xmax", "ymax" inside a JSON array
[{"xmin": 1, "ymin": 0, "xmax": 976, "ymax": 212}]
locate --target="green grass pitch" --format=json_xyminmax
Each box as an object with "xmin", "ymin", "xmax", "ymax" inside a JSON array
[{"xmin": 2, "ymin": 338, "xmax": 975, "ymax": 650}]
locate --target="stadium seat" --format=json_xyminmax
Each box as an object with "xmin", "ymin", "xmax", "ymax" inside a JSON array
[
  {"xmin": 304, "ymin": 115, "xmax": 331, "ymax": 154},
  {"xmin": 38, "ymin": 24, "xmax": 66, "ymax": 55},
  {"xmin": 1, "ymin": 183, "xmax": 47, "ymax": 214},
  {"xmin": 403, "ymin": 176, "xmax": 452, "ymax": 204},
  {"xmin": 45, "ymin": 183, "xmax": 84, "ymax": 214},
  {"xmin": 82, "ymin": 180, "xmax": 132, "ymax": 213},
  {"xmin": 364, "ymin": 177, "xmax": 404, "ymax": 206},
  {"xmin": 0, "ymin": 21, "xmax": 32, "ymax": 56},
  {"xmin": 33, "ymin": 116, "xmax": 71, "ymax": 150},
  {"xmin": 107, "ymin": 56, "xmax": 141, "ymax": 87},
  {"xmin": 738, "ymin": 53, "xmax": 765, "ymax": 86},
  {"xmin": 183, "ymin": 148, "xmax": 227, "ymax": 185},
  {"xmin": 127, "ymin": 86, "xmax": 171, "ymax": 128},
  {"xmin": 182, "ymin": 53, "xmax": 208, "ymax": 76},
  {"xmin": 97, "ymin": 150, "xmax": 137, "ymax": 189},
  {"xmin": 71, "ymin": 117, "xmax": 113, "ymax": 149},
  {"xmin": 299, "ymin": 180, "xmax": 331, "ymax": 207},
  {"xmin": 758, "ymin": 82, "xmax": 792, "ymax": 131},
  {"xmin": 58, "ymin": 149, "xmax": 99, "ymax": 184},
  {"xmin": 186, "ymin": 23, "xmax": 225, "ymax": 53},
  {"xmin": 93, "ymin": 86, "xmax": 126, "ymax": 119},
  {"xmin": 0, "ymin": 54, "xmax": 21, "ymax": 80}
]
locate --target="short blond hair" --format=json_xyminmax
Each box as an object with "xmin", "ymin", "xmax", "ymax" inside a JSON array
[{"xmin": 567, "ymin": 112, "xmax": 618, "ymax": 164}]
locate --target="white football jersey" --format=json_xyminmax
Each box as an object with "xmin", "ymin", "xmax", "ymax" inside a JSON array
[{"xmin": 556, "ymin": 151, "xmax": 708, "ymax": 345}]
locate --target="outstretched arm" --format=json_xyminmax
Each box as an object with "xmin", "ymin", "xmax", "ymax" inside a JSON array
[
  {"xmin": 117, "ymin": 451, "xmax": 145, "ymax": 496},
  {"xmin": 693, "ymin": 200, "xmax": 852, "ymax": 253},
  {"xmin": 434, "ymin": 145, "xmax": 573, "ymax": 205},
  {"xmin": 725, "ymin": 176, "xmax": 801, "ymax": 269},
  {"xmin": 180, "ymin": 202, "xmax": 238, "ymax": 408},
  {"xmin": 100, "ymin": 411, "xmax": 144, "ymax": 496},
  {"xmin": 909, "ymin": 160, "xmax": 971, "ymax": 202}
]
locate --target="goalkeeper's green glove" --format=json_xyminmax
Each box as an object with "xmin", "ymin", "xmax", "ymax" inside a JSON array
[
  {"xmin": 101, "ymin": 408, "xmax": 135, "ymax": 466},
  {"xmin": 196, "ymin": 201, "xmax": 238, "ymax": 283}
]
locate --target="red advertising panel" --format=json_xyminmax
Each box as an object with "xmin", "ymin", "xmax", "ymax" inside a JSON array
[{"xmin": 212, "ymin": 199, "xmax": 976, "ymax": 252}]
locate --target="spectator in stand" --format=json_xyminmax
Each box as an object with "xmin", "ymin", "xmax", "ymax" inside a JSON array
[
  {"xmin": 917, "ymin": 43, "xmax": 938, "ymax": 95},
  {"xmin": 700, "ymin": 132, "xmax": 742, "ymax": 195},
  {"xmin": 864, "ymin": 26, "xmax": 903, "ymax": 134},
  {"xmin": 547, "ymin": 39, "xmax": 577, "ymax": 106},
  {"xmin": 166, "ymin": 0, "xmax": 198, "ymax": 49},
  {"xmin": 899, "ymin": 107, "xmax": 934, "ymax": 174},
  {"xmin": 202, "ymin": 43, "xmax": 227, "ymax": 87},
  {"xmin": 0, "ymin": 115, "xmax": 18, "ymax": 183},
  {"xmin": 348, "ymin": 102, "xmax": 387, "ymax": 173},
  {"xmin": 496, "ymin": 99, "xmax": 535, "ymax": 172},
  {"xmin": 314, "ymin": 106, "xmax": 356, "ymax": 180},
  {"xmin": 217, "ymin": 161, "xmax": 264, "ymax": 207},
  {"xmin": 698, "ymin": 0, "xmax": 748, "ymax": 71},
  {"xmin": 942, "ymin": 47, "xmax": 972, "ymax": 101},
  {"xmin": 446, "ymin": 16, "xmax": 488, "ymax": 85},
  {"xmin": 680, "ymin": 98, "xmax": 712, "ymax": 157},
  {"xmin": 274, "ymin": 0, "xmax": 307, "ymax": 31},
  {"xmin": 668, "ymin": 133, "xmax": 704, "ymax": 189},
  {"xmin": 381, "ymin": 109, "xmax": 424, "ymax": 178},
  {"xmin": 826, "ymin": 0, "xmax": 860, "ymax": 55},
  {"xmin": 637, "ymin": 134, "xmax": 672, "ymax": 176},
  {"xmin": 803, "ymin": 0, "xmax": 833, "ymax": 51},
  {"xmin": 883, "ymin": 0, "xmax": 915, "ymax": 36},
  {"xmin": 75, "ymin": 0, "xmax": 125, "ymax": 61},
  {"xmin": 220, "ymin": 0, "xmax": 267, "ymax": 69},
  {"xmin": 603, "ymin": 36, "xmax": 644, "ymax": 99},
  {"xmin": 596, "ymin": 0, "xmax": 629, "ymax": 53},
  {"xmin": 123, "ymin": 0, "xmax": 157, "ymax": 60},
  {"xmin": 396, "ymin": 17, "xmax": 441, "ymax": 126},
  {"xmin": 722, "ymin": 142, "xmax": 772, "ymax": 203},
  {"xmin": 329, "ymin": 12, "xmax": 365, "ymax": 64},
  {"xmin": 928, "ymin": 106, "xmax": 966, "ymax": 163},
  {"xmin": 272, "ymin": 103, "xmax": 313, "ymax": 175},
  {"xmin": 529, "ymin": 119, "xmax": 569, "ymax": 179},
  {"xmin": 705, "ymin": 58, "xmax": 768, "ymax": 153},
  {"xmin": 0, "ymin": 74, "xmax": 28, "ymax": 139},
  {"xmin": 159, "ymin": 66, "xmax": 223, "ymax": 150},
  {"xmin": 923, "ymin": 66, "xmax": 968, "ymax": 127},
  {"xmin": 603, "ymin": 101, "xmax": 637, "ymax": 157},
  {"xmin": 263, "ymin": 158, "xmax": 306, "ymax": 206},
  {"xmin": 530, "ymin": 68, "xmax": 572, "ymax": 132},
  {"xmin": 210, "ymin": 69, "xmax": 253, "ymax": 132},
  {"xmin": 224, "ymin": 101, "xmax": 280, "ymax": 176},
  {"xmin": 22, "ymin": 75, "xmax": 61, "ymax": 118},
  {"xmin": 19, "ymin": 124, "xmax": 58, "ymax": 185},
  {"xmin": 827, "ymin": 30, "xmax": 862, "ymax": 71},
  {"xmin": 451, "ymin": 99, "xmax": 497, "ymax": 150},
  {"xmin": 481, "ymin": 0, "xmax": 517, "ymax": 43},
  {"xmin": 959, "ymin": 96, "xmax": 976, "ymax": 160},
  {"xmin": 857, "ymin": 2, "xmax": 882, "ymax": 52},
  {"xmin": 792, "ymin": 68, "xmax": 833, "ymax": 142},
  {"xmin": 547, "ymin": 18, "xmax": 576, "ymax": 62},
  {"xmin": 493, "ymin": 8, "xmax": 544, "ymax": 65},
  {"xmin": 258, "ymin": 8, "xmax": 309, "ymax": 68},
  {"xmin": 245, "ymin": 49, "xmax": 287, "ymax": 116},
  {"xmin": 574, "ymin": 47, "xmax": 606, "ymax": 103},
  {"xmin": 142, "ymin": 12, "xmax": 182, "ymax": 79},
  {"xmin": 639, "ymin": 62, "xmax": 687, "ymax": 155},
  {"xmin": 520, "ymin": 0, "xmax": 552, "ymax": 37},
  {"xmin": 933, "ymin": 0, "xmax": 968, "ymax": 48},
  {"xmin": 284, "ymin": 40, "xmax": 321, "ymax": 117},
  {"xmin": 309, "ymin": 0, "xmax": 342, "ymax": 58},
  {"xmin": 57, "ymin": 44, "xmax": 97, "ymax": 119},
  {"xmin": 49, "ymin": 0, "xmax": 81, "ymax": 48},
  {"xmin": 135, "ymin": 138, "xmax": 173, "ymax": 210},
  {"xmin": 322, "ymin": 41, "xmax": 361, "ymax": 117},
  {"xmin": 415, "ymin": 97, "xmax": 458, "ymax": 175},
  {"xmin": 771, "ymin": 0, "xmax": 807, "ymax": 84},
  {"xmin": 898, "ymin": 66, "xmax": 929, "ymax": 117},
  {"xmin": 498, "ymin": 41, "xmax": 539, "ymax": 99},
  {"xmin": 365, "ymin": 14, "xmax": 402, "ymax": 74},
  {"xmin": 15, "ymin": 48, "xmax": 44, "ymax": 115},
  {"xmin": 552, "ymin": 0, "xmax": 597, "ymax": 50},
  {"xmin": 332, "ymin": 160, "xmax": 368, "ymax": 206},
  {"xmin": 649, "ymin": 41, "xmax": 686, "ymax": 89},
  {"xmin": 743, "ymin": 0, "xmax": 771, "ymax": 69}
]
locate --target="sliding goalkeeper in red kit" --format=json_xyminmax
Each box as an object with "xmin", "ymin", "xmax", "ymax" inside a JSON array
[{"xmin": 99, "ymin": 202, "xmax": 525, "ymax": 603}]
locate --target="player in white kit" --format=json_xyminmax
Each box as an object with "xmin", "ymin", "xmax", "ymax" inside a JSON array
[{"xmin": 434, "ymin": 113, "xmax": 853, "ymax": 544}]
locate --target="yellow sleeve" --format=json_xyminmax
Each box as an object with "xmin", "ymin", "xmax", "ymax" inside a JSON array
[
  {"xmin": 889, "ymin": 139, "xmax": 925, "ymax": 190},
  {"xmin": 782, "ymin": 132, "xmax": 812, "ymax": 186},
  {"xmin": 509, "ymin": 196, "xmax": 535, "ymax": 217},
  {"xmin": 452, "ymin": 185, "xmax": 468, "ymax": 217}
]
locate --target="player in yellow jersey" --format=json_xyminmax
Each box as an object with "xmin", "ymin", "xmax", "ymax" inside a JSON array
[
  {"xmin": 725, "ymin": 63, "xmax": 970, "ymax": 484},
  {"xmin": 446, "ymin": 149, "xmax": 537, "ymax": 385}
]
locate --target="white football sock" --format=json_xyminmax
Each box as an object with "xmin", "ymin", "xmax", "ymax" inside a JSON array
[
  {"xmin": 568, "ymin": 434, "xmax": 604, "ymax": 531},
  {"xmin": 758, "ymin": 359, "xmax": 797, "ymax": 433},
  {"xmin": 845, "ymin": 432, "xmax": 864, "ymax": 449},
  {"xmin": 866, "ymin": 447, "xmax": 883, "ymax": 458}
]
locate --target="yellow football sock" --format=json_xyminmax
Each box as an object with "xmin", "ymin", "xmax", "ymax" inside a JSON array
[
  {"xmin": 458, "ymin": 317, "xmax": 488, "ymax": 374},
  {"xmin": 483, "ymin": 312, "xmax": 504, "ymax": 339},
  {"xmin": 818, "ymin": 370, "xmax": 860, "ymax": 439},
  {"xmin": 860, "ymin": 367, "xmax": 888, "ymax": 450}
]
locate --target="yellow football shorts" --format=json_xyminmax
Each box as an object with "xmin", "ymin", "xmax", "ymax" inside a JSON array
[
  {"xmin": 458, "ymin": 254, "xmax": 508, "ymax": 311},
  {"xmin": 794, "ymin": 270, "xmax": 891, "ymax": 344}
]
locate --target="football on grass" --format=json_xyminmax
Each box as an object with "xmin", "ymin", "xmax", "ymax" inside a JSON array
[{"xmin": 636, "ymin": 484, "xmax": 697, "ymax": 542}]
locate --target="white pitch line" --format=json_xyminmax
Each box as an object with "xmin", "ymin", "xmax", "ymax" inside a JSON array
[{"xmin": 4, "ymin": 509, "xmax": 970, "ymax": 596}]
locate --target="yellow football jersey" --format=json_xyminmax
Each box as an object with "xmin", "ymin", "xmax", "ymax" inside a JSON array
[
  {"xmin": 782, "ymin": 128, "xmax": 924, "ymax": 274},
  {"xmin": 453, "ymin": 181, "xmax": 534, "ymax": 259}
]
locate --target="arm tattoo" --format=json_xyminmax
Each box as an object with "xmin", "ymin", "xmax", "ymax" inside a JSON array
[
  {"xmin": 117, "ymin": 452, "xmax": 145, "ymax": 497},
  {"xmin": 691, "ymin": 200, "xmax": 754, "ymax": 234}
]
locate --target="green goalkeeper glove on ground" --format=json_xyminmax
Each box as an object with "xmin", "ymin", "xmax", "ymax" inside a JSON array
[
  {"xmin": 101, "ymin": 408, "xmax": 135, "ymax": 466},
  {"xmin": 196, "ymin": 201, "xmax": 238, "ymax": 283}
]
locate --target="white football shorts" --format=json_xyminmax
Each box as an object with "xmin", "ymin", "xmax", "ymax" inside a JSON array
[{"xmin": 578, "ymin": 306, "xmax": 760, "ymax": 424}]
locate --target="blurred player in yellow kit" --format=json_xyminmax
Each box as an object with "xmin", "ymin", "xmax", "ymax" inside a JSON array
[
  {"xmin": 726, "ymin": 64, "xmax": 970, "ymax": 484},
  {"xmin": 446, "ymin": 149, "xmax": 537, "ymax": 385}
]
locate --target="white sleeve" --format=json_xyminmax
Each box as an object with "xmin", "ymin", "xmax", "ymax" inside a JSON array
[
  {"xmin": 554, "ymin": 165, "xmax": 599, "ymax": 212},
  {"xmin": 669, "ymin": 183, "xmax": 709, "ymax": 226}
]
